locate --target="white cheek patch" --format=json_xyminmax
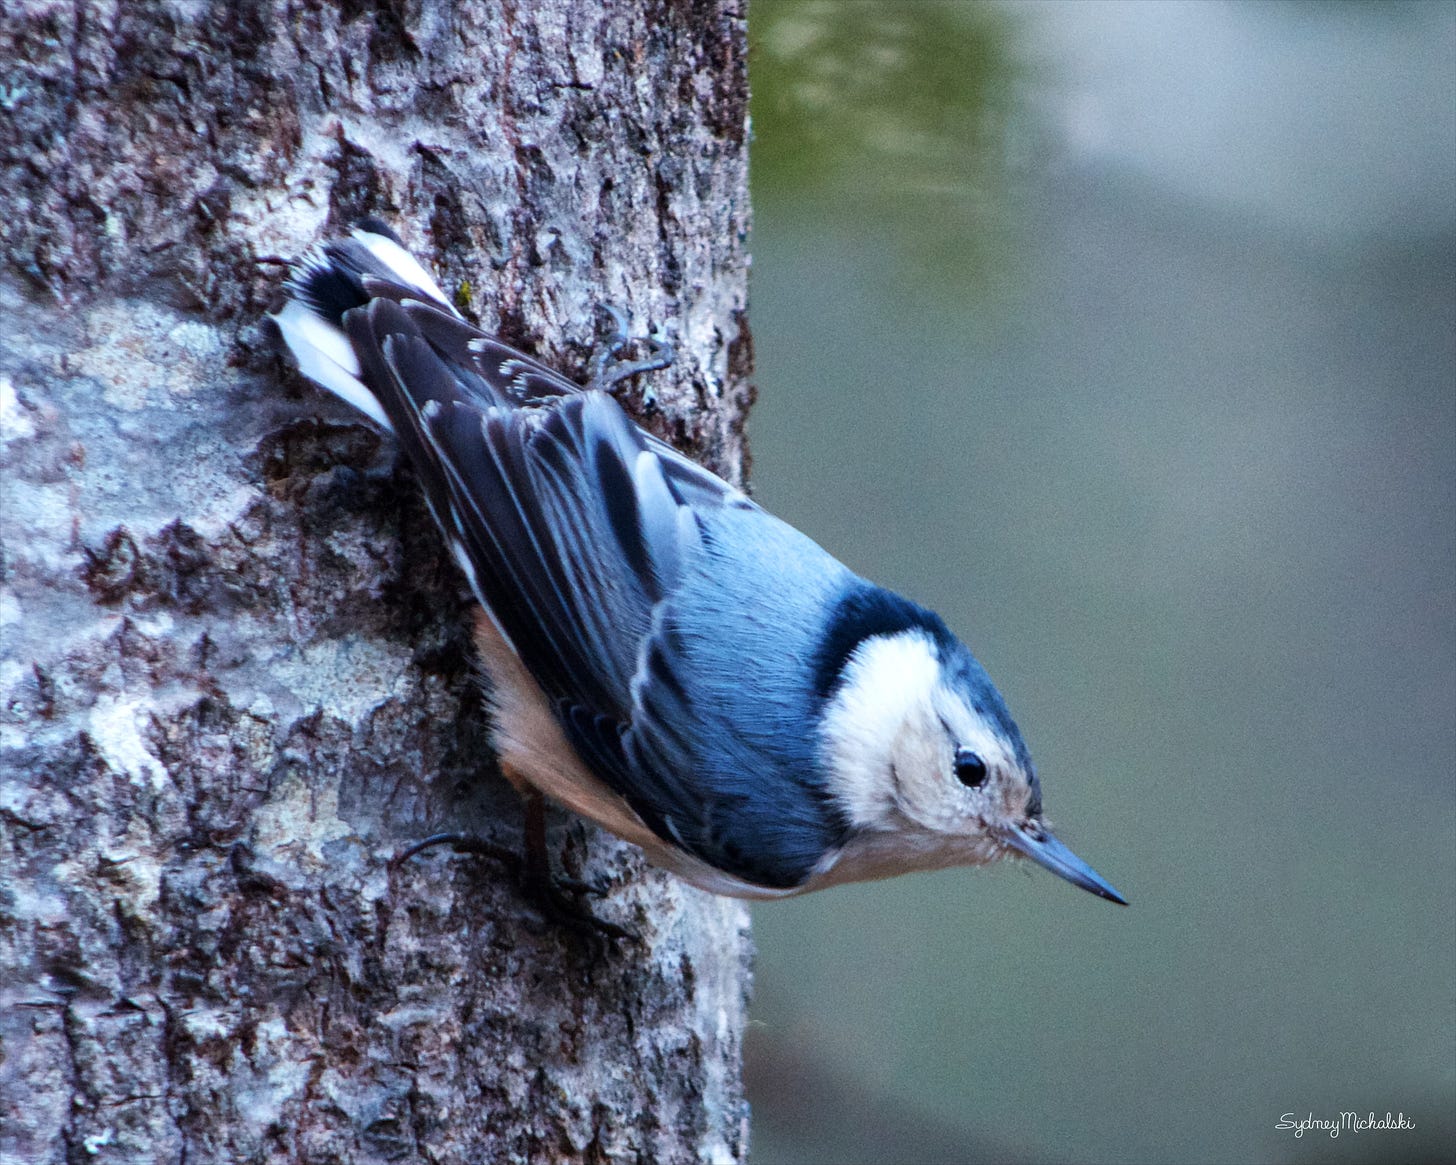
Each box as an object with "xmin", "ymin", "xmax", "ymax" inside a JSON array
[{"xmin": 818, "ymin": 633, "xmax": 942, "ymax": 829}]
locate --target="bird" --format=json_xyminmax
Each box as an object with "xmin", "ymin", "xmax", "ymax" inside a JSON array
[{"xmin": 270, "ymin": 218, "xmax": 1126, "ymax": 909}]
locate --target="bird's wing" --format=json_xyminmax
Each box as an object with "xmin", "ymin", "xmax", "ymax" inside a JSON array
[
  {"xmin": 346, "ymin": 303, "xmax": 665, "ymax": 702},
  {"xmin": 406, "ymin": 307, "xmax": 734, "ymax": 509},
  {"xmin": 300, "ymin": 264, "xmax": 845, "ymax": 890}
]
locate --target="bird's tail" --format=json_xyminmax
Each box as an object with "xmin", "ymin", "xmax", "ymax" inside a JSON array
[{"xmin": 270, "ymin": 218, "xmax": 460, "ymax": 432}]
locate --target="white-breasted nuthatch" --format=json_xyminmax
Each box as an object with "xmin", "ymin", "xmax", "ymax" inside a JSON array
[{"xmin": 270, "ymin": 220, "xmax": 1125, "ymax": 906}]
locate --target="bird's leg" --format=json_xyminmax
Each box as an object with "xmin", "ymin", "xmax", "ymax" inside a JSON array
[
  {"xmin": 586, "ymin": 304, "xmax": 630, "ymax": 385},
  {"xmin": 521, "ymin": 791, "xmax": 638, "ymax": 944},
  {"xmin": 391, "ymin": 813, "xmax": 637, "ymax": 945},
  {"xmin": 523, "ymin": 799, "xmax": 608, "ymax": 899},
  {"xmin": 586, "ymin": 303, "xmax": 673, "ymax": 409}
]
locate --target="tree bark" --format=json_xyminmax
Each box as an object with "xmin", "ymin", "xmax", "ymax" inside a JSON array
[{"xmin": 0, "ymin": 1, "xmax": 754, "ymax": 1161}]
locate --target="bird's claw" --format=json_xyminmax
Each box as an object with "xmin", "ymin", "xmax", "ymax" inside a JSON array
[
  {"xmin": 393, "ymin": 830, "xmax": 637, "ymax": 945},
  {"xmin": 587, "ymin": 302, "xmax": 673, "ymax": 409}
]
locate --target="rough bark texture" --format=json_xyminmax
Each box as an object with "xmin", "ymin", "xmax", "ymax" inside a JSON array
[{"xmin": 0, "ymin": 1, "xmax": 754, "ymax": 1161}]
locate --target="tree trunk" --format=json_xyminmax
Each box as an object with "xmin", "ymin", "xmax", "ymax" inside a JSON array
[{"xmin": 0, "ymin": 2, "xmax": 754, "ymax": 1161}]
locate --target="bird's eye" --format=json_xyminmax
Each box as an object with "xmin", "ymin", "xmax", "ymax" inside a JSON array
[{"xmin": 954, "ymin": 748, "xmax": 988, "ymax": 789}]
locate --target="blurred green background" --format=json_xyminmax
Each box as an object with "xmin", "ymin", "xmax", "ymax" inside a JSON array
[{"xmin": 740, "ymin": 3, "xmax": 1456, "ymax": 1163}]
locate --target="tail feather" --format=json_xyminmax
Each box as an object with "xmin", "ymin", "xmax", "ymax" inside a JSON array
[
  {"xmin": 344, "ymin": 219, "xmax": 457, "ymax": 314},
  {"xmin": 284, "ymin": 249, "xmax": 369, "ymax": 328},
  {"xmin": 285, "ymin": 219, "xmax": 457, "ymax": 325},
  {"xmin": 272, "ymin": 222, "xmax": 465, "ymax": 432},
  {"xmin": 274, "ymin": 220, "xmax": 613, "ymax": 441},
  {"xmin": 271, "ymin": 298, "xmax": 391, "ymax": 429}
]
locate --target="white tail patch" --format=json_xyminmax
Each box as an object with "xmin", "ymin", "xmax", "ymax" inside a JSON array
[
  {"xmin": 274, "ymin": 297, "xmax": 358, "ymax": 374},
  {"xmin": 271, "ymin": 301, "xmax": 393, "ymax": 432},
  {"xmin": 350, "ymin": 227, "xmax": 458, "ymax": 314}
]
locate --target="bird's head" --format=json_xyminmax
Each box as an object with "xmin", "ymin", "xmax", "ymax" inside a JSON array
[{"xmin": 818, "ymin": 622, "xmax": 1125, "ymax": 904}]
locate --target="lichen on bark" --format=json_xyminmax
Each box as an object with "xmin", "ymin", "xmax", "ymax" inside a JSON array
[{"xmin": 0, "ymin": 2, "xmax": 754, "ymax": 1161}]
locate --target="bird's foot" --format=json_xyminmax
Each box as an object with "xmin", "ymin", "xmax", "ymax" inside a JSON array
[
  {"xmin": 587, "ymin": 303, "xmax": 672, "ymax": 410},
  {"xmin": 392, "ymin": 826, "xmax": 637, "ymax": 946}
]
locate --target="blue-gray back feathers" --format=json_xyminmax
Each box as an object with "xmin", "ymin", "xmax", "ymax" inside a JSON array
[{"xmin": 284, "ymin": 240, "xmax": 861, "ymax": 886}]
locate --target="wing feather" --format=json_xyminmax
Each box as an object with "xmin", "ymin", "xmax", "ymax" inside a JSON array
[{"xmin": 280, "ymin": 229, "xmax": 850, "ymax": 890}]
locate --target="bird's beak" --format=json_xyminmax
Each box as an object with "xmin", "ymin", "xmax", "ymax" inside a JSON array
[{"xmin": 998, "ymin": 822, "xmax": 1127, "ymax": 905}]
